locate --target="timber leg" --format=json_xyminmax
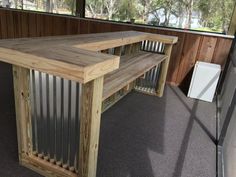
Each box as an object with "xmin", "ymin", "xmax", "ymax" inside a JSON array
[
  {"xmin": 79, "ymin": 76, "xmax": 104, "ymax": 177},
  {"xmin": 12, "ymin": 65, "xmax": 32, "ymax": 163},
  {"xmin": 156, "ymin": 44, "xmax": 173, "ymax": 97}
]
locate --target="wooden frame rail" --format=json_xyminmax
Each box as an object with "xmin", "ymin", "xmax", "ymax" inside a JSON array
[{"xmin": 0, "ymin": 31, "xmax": 177, "ymax": 177}]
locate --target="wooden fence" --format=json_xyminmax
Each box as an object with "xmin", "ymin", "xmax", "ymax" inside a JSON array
[{"xmin": 0, "ymin": 8, "xmax": 233, "ymax": 86}]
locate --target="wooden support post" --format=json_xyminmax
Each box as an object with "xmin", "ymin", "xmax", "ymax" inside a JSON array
[
  {"xmin": 228, "ymin": 5, "xmax": 236, "ymax": 35},
  {"xmin": 79, "ymin": 76, "xmax": 104, "ymax": 177},
  {"xmin": 114, "ymin": 46, "xmax": 122, "ymax": 56},
  {"xmin": 101, "ymin": 49, "xmax": 109, "ymax": 54},
  {"xmin": 156, "ymin": 44, "xmax": 173, "ymax": 97},
  {"xmin": 132, "ymin": 42, "xmax": 141, "ymax": 53},
  {"xmin": 12, "ymin": 65, "xmax": 32, "ymax": 163},
  {"xmin": 124, "ymin": 44, "xmax": 132, "ymax": 54},
  {"xmin": 76, "ymin": 0, "xmax": 85, "ymax": 17}
]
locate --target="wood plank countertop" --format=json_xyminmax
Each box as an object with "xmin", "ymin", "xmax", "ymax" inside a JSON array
[
  {"xmin": 103, "ymin": 51, "xmax": 168, "ymax": 100},
  {"xmin": 0, "ymin": 31, "xmax": 178, "ymax": 83}
]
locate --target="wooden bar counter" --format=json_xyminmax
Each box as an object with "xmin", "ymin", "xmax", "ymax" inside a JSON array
[{"xmin": 0, "ymin": 31, "xmax": 177, "ymax": 177}]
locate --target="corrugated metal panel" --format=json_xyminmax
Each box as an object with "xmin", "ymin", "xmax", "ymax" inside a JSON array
[
  {"xmin": 135, "ymin": 40, "xmax": 164, "ymax": 94},
  {"xmin": 30, "ymin": 70, "xmax": 81, "ymax": 173}
]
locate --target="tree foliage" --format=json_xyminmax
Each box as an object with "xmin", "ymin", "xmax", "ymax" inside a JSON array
[
  {"xmin": 117, "ymin": 0, "xmax": 137, "ymax": 20},
  {"xmin": 85, "ymin": 0, "xmax": 236, "ymax": 32}
]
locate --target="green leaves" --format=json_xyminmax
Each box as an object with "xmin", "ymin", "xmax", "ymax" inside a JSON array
[{"xmin": 85, "ymin": 0, "xmax": 236, "ymax": 32}]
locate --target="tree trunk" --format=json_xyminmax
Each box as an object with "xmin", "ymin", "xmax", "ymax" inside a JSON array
[
  {"xmin": 14, "ymin": 0, "xmax": 17, "ymax": 8},
  {"xmin": 2, "ymin": 0, "xmax": 10, "ymax": 7},
  {"xmin": 143, "ymin": 4, "xmax": 147, "ymax": 22},
  {"xmin": 100, "ymin": 4, "xmax": 103, "ymax": 16},
  {"xmin": 221, "ymin": 0, "xmax": 226, "ymax": 32},
  {"xmin": 163, "ymin": 8, "xmax": 171, "ymax": 26},
  {"xmin": 142, "ymin": 0, "xmax": 151, "ymax": 23},
  {"xmin": 46, "ymin": 0, "xmax": 50, "ymax": 12},
  {"xmin": 106, "ymin": 0, "xmax": 116, "ymax": 20},
  {"xmin": 186, "ymin": 0, "xmax": 193, "ymax": 29},
  {"xmin": 50, "ymin": 0, "xmax": 54, "ymax": 13},
  {"xmin": 88, "ymin": 5, "xmax": 96, "ymax": 17}
]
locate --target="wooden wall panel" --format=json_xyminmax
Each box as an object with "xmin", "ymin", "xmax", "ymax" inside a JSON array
[
  {"xmin": 12, "ymin": 11, "xmax": 22, "ymax": 37},
  {"xmin": 28, "ymin": 13, "xmax": 37, "ymax": 37},
  {"xmin": 53, "ymin": 16, "xmax": 66, "ymax": 35},
  {"xmin": 79, "ymin": 19, "xmax": 90, "ymax": 34},
  {"xmin": 213, "ymin": 38, "xmax": 232, "ymax": 66},
  {"xmin": 21, "ymin": 12, "xmax": 29, "ymax": 37},
  {"xmin": 197, "ymin": 36, "xmax": 218, "ymax": 62},
  {"xmin": 160, "ymin": 30, "xmax": 186, "ymax": 85},
  {"xmin": 44, "ymin": 15, "xmax": 53, "ymax": 36},
  {"xmin": 66, "ymin": 18, "xmax": 80, "ymax": 34},
  {"xmin": 6, "ymin": 11, "xmax": 15, "ymax": 38},
  {"xmin": 177, "ymin": 34, "xmax": 201, "ymax": 84},
  {"xmin": 0, "ymin": 8, "xmax": 233, "ymax": 86},
  {"xmin": 110, "ymin": 23, "xmax": 128, "ymax": 32},
  {"xmin": 0, "ymin": 10, "xmax": 8, "ymax": 39},
  {"xmin": 89, "ymin": 20, "xmax": 111, "ymax": 33},
  {"xmin": 36, "ymin": 14, "xmax": 45, "ymax": 36}
]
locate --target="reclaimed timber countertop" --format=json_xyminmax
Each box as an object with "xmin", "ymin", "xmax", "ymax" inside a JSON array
[{"xmin": 0, "ymin": 31, "xmax": 178, "ymax": 83}]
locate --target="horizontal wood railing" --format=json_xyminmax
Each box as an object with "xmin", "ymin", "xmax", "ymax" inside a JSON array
[{"xmin": 0, "ymin": 8, "xmax": 233, "ymax": 87}]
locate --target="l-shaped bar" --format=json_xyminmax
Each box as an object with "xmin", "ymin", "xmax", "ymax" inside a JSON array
[{"xmin": 0, "ymin": 31, "xmax": 177, "ymax": 177}]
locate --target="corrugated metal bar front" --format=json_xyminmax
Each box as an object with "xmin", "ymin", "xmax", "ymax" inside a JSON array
[
  {"xmin": 30, "ymin": 70, "xmax": 81, "ymax": 173},
  {"xmin": 135, "ymin": 40, "xmax": 164, "ymax": 94}
]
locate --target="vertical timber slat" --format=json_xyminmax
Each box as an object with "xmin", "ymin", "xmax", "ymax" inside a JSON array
[
  {"xmin": 114, "ymin": 46, "xmax": 122, "ymax": 56},
  {"xmin": 13, "ymin": 65, "xmax": 32, "ymax": 162},
  {"xmin": 228, "ymin": 5, "xmax": 236, "ymax": 35},
  {"xmin": 157, "ymin": 44, "xmax": 173, "ymax": 97},
  {"xmin": 79, "ymin": 76, "xmax": 104, "ymax": 177}
]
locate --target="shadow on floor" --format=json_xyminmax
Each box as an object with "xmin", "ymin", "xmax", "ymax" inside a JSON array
[
  {"xmin": 170, "ymin": 87, "xmax": 216, "ymax": 177},
  {"xmin": 98, "ymin": 86, "xmax": 216, "ymax": 177},
  {"xmin": 0, "ymin": 62, "xmax": 216, "ymax": 177},
  {"xmin": 98, "ymin": 91, "xmax": 167, "ymax": 177}
]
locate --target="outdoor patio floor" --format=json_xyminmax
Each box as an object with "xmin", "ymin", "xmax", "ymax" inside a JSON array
[{"xmin": 0, "ymin": 62, "xmax": 216, "ymax": 177}]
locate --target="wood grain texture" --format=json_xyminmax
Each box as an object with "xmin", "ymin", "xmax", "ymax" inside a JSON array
[
  {"xmin": 147, "ymin": 33, "xmax": 178, "ymax": 44},
  {"xmin": 22, "ymin": 154, "xmax": 77, "ymax": 177},
  {"xmin": 6, "ymin": 10, "xmax": 14, "ymax": 38},
  {"xmin": 228, "ymin": 7, "xmax": 236, "ymax": 35},
  {"xmin": 0, "ymin": 42, "xmax": 120, "ymax": 83},
  {"xmin": 176, "ymin": 34, "xmax": 201, "ymax": 84},
  {"xmin": 36, "ymin": 13, "xmax": 44, "ymax": 36},
  {"xmin": 0, "ymin": 30, "xmax": 178, "ymax": 83},
  {"xmin": 103, "ymin": 52, "xmax": 167, "ymax": 100},
  {"xmin": 74, "ymin": 31, "xmax": 177, "ymax": 51},
  {"xmin": 0, "ymin": 10, "xmax": 8, "ymax": 39},
  {"xmin": 212, "ymin": 38, "xmax": 232, "ymax": 66},
  {"xmin": 12, "ymin": 11, "xmax": 22, "ymax": 38},
  {"xmin": 163, "ymin": 31, "xmax": 186, "ymax": 85},
  {"xmin": 28, "ymin": 13, "xmax": 37, "ymax": 37},
  {"xmin": 12, "ymin": 66, "xmax": 32, "ymax": 162},
  {"xmin": 0, "ymin": 8, "xmax": 232, "ymax": 85},
  {"xmin": 156, "ymin": 44, "xmax": 173, "ymax": 96},
  {"xmin": 114, "ymin": 46, "xmax": 122, "ymax": 56},
  {"xmin": 197, "ymin": 36, "xmax": 217, "ymax": 62},
  {"xmin": 0, "ymin": 8, "xmax": 232, "ymax": 177},
  {"xmin": 21, "ymin": 12, "xmax": 29, "ymax": 38},
  {"xmin": 79, "ymin": 77, "xmax": 104, "ymax": 177}
]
